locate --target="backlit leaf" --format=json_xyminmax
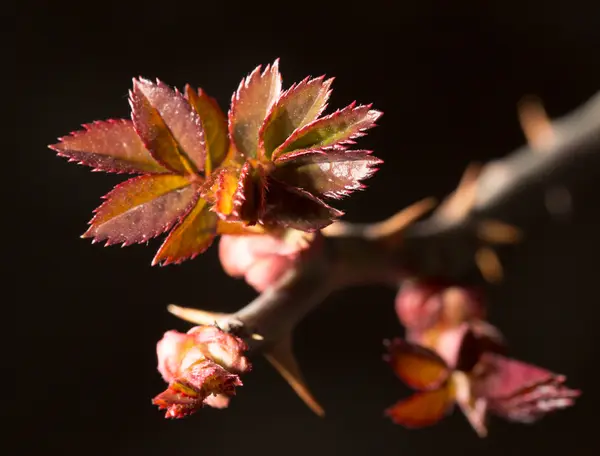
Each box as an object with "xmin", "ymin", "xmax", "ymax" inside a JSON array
[
  {"xmin": 385, "ymin": 386, "xmax": 454, "ymax": 428},
  {"xmin": 259, "ymin": 76, "xmax": 333, "ymax": 159},
  {"xmin": 83, "ymin": 174, "xmax": 196, "ymax": 245},
  {"xmin": 260, "ymin": 179, "xmax": 343, "ymax": 231},
  {"xmin": 152, "ymin": 199, "xmax": 218, "ymax": 266},
  {"xmin": 130, "ymin": 78, "xmax": 204, "ymax": 174},
  {"xmin": 229, "ymin": 60, "xmax": 282, "ymax": 159},
  {"xmin": 273, "ymin": 103, "xmax": 382, "ymax": 159},
  {"xmin": 50, "ymin": 119, "xmax": 168, "ymax": 174},
  {"xmin": 207, "ymin": 167, "xmax": 241, "ymax": 218},
  {"xmin": 186, "ymin": 85, "xmax": 229, "ymax": 174},
  {"xmin": 274, "ymin": 149, "xmax": 382, "ymax": 199},
  {"xmin": 385, "ymin": 339, "xmax": 451, "ymax": 390}
]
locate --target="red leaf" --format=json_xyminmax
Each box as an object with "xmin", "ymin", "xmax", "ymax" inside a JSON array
[
  {"xmin": 385, "ymin": 386, "xmax": 454, "ymax": 428},
  {"xmin": 228, "ymin": 60, "xmax": 282, "ymax": 159},
  {"xmin": 152, "ymin": 198, "xmax": 218, "ymax": 266},
  {"xmin": 83, "ymin": 174, "xmax": 197, "ymax": 245},
  {"xmin": 50, "ymin": 119, "xmax": 168, "ymax": 174},
  {"xmin": 385, "ymin": 338, "xmax": 451, "ymax": 390},
  {"xmin": 259, "ymin": 76, "xmax": 333, "ymax": 159},
  {"xmin": 272, "ymin": 103, "xmax": 382, "ymax": 160},
  {"xmin": 185, "ymin": 85, "xmax": 229, "ymax": 174},
  {"xmin": 475, "ymin": 353, "xmax": 560, "ymax": 399},
  {"xmin": 230, "ymin": 161, "xmax": 266, "ymax": 225},
  {"xmin": 473, "ymin": 353, "xmax": 580, "ymax": 423},
  {"xmin": 130, "ymin": 78, "xmax": 205, "ymax": 174},
  {"xmin": 490, "ymin": 380, "xmax": 580, "ymax": 423},
  {"xmin": 153, "ymin": 359, "xmax": 242, "ymax": 419},
  {"xmin": 260, "ymin": 179, "xmax": 344, "ymax": 231},
  {"xmin": 273, "ymin": 149, "xmax": 382, "ymax": 199}
]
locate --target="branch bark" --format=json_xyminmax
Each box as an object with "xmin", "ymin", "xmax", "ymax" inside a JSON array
[{"xmin": 170, "ymin": 91, "xmax": 600, "ymax": 353}]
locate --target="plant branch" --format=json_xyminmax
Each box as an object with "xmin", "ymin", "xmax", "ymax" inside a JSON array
[{"xmin": 170, "ymin": 91, "xmax": 600, "ymax": 352}]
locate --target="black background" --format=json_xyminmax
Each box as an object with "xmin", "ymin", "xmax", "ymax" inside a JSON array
[{"xmin": 15, "ymin": 1, "xmax": 600, "ymax": 455}]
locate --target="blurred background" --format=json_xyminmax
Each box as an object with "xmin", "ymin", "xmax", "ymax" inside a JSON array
[{"xmin": 15, "ymin": 0, "xmax": 599, "ymax": 454}]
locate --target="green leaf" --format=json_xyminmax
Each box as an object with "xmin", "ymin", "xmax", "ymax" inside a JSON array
[
  {"xmin": 258, "ymin": 76, "xmax": 333, "ymax": 160},
  {"xmin": 130, "ymin": 78, "xmax": 205, "ymax": 174},
  {"xmin": 50, "ymin": 119, "xmax": 168, "ymax": 174},
  {"xmin": 228, "ymin": 60, "xmax": 282, "ymax": 159},
  {"xmin": 185, "ymin": 85, "xmax": 229, "ymax": 174},
  {"xmin": 152, "ymin": 198, "xmax": 218, "ymax": 266},
  {"xmin": 273, "ymin": 149, "xmax": 382, "ymax": 199},
  {"xmin": 272, "ymin": 103, "xmax": 382, "ymax": 160},
  {"xmin": 83, "ymin": 174, "xmax": 197, "ymax": 245}
]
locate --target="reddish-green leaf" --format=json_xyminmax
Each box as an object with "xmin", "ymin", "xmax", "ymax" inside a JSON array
[
  {"xmin": 185, "ymin": 85, "xmax": 229, "ymax": 174},
  {"xmin": 260, "ymin": 179, "xmax": 343, "ymax": 231},
  {"xmin": 50, "ymin": 119, "xmax": 168, "ymax": 174},
  {"xmin": 83, "ymin": 174, "xmax": 196, "ymax": 245},
  {"xmin": 385, "ymin": 386, "xmax": 454, "ymax": 428},
  {"xmin": 207, "ymin": 166, "xmax": 241, "ymax": 218},
  {"xmin": 272, "ymin": 103, "xmax": 382, "ymax": 159},
  {"xmin": 259, "ymin": 76, "xmax": 333, "ymax": 159},
  {"xmin": 130, "ymin": 78, "xmax": 205, "ymax": 174},
  {"xmin": 273, "ymin": 149, "xmax": 382, "ymax": 199},
  {"xmin": 385, "ymin": 339, "xmax": 451, "ymax": 390},
  {"xmin": 228, "ymin": 60, "xmax": 282, "ymax": 159},
  {"xmin": 152, "ymin": 199, "xmax": 218, "ymax": 266}
]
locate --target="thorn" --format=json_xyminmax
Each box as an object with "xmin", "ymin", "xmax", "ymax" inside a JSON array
[
  {"xmin": 476, "ymin": 219, "xmax": 523, "ymax": 244},
  {"xmin": 365, "ymin": 197, "xmax": 438, "ymax": 240},
  {"xmin": 166, "ymin": 304, "xmax": 229, "ymax": 326},
  {"xmin": 438, "ymin": 162, "xmax": 482, "ymax": 222},
  {"xmin": 517, "ymin": 95, "xmax": 555, "ymax": 152},
  {"xmin": 265, "ymin": 334, "xmax": 325, "ymax": 417},
  {"xmin": 475, "ymin": 247, "xmax": 503, "ymax": 284}
]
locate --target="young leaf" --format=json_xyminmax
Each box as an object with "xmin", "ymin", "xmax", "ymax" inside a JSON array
[
  {"xmin": 130, "ymin": 78, "xmax": 205, "ymax": 174},
  {"xmin": 474, "ymin": 353, "xmax": 580, "ymax": 423},
  {"xmin": 385, "ymin": 386, "xmax": 454, "ymax": 428},
  {"xmin": 207, "ymin": 167, "xmax": 242, "ymax": 218},
  {"xmin": 153, "ymin": 359, "xmax": 242, "ymax": 419},
  {"xmin": 272, "ymin": 103, "xmax": 382, "ymax": 159},
  {"xmin": 228, "ymin": 60, "xmax": 282, "ymax": 159},
  {"xmin": 230, "ymin": 161, "xmax": 266, "ymax": 225},
  {"xmin": 259, "ymin": 76, "xmax": 333, "ymax": 159},
  {"xmin": 385, "ymin": 339, "xmax": 451, "ymax": 390},
  {"xmin": 185, "ymin": 85, "xmax": 229, "ymax": 174},
  {"xmin": 152, "ymin": 199, "xmax": 218, "ymax": 266},
  {"xmin": 260, "ymin": 179, "xmax": 343, "ymax": 231},
  {"xmin": 273, "ymin": 149, "xmax": 382, "ymax": 199},
  {"xmin": 50, "ymin": 119, "xmax": 168, "ymax": 174},
  {"xmin": 83, "ymin": 174, "xmax": 196, "ymax": 245}
]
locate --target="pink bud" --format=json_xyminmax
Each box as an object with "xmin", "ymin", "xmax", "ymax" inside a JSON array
[
  {"xmin": 219, "ymin": 233, "xmax": 306, "ymax": 292},
  {"xmin": 395, "ymin": 280, "xmax": 485, "ymax": 332},
  {"xmin": 154, "ymin": 325, "xmax": 251, "ymax": 416}
]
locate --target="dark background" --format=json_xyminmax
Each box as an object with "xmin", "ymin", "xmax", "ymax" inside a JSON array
[{"xmin": 15, "ymin": 1, "xmax": 600, "ymax": 455}]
